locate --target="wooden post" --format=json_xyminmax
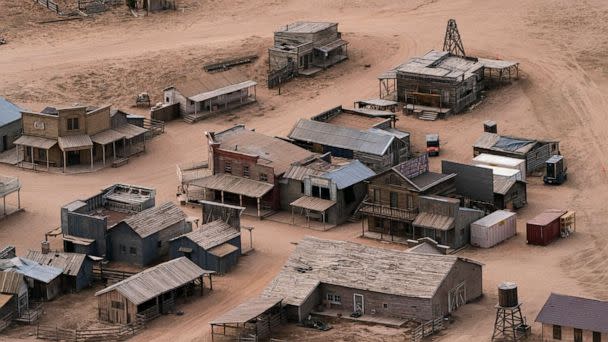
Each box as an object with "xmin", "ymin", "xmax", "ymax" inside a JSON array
[
  {"xmin": 17, "ymin": 189, "xmax": 20, "ymax": 209},
  {"xmin": 112, "ymin": 141, "xmax": 116, "ymax": 160},
  {"xmin": 239, "ymin": 194, "xmax": 243, "ymax": 207},
  {"xmin": 102, "ymin": 145, "xmax": 106, "ymax": 165},
  {"xmin": 46, "ymin": 148, "xmax": 50, "ymax": 170},
  {"xmin": 291, "ymin": 206, "xmax": 294, "ymax": 225},
  {"xmin": 30, "ymin": 146, "xmax": 34, "ymax": 168},
  {"xmin": 200, "ymin": 276, "xmax": 203, "ymax": 297},
  {"xmin": 63, "ymin": 150, "xmax": 66, "ymax": 173},
  {"xmin": 209, "ymin": 274, "xmax": 213, "ymax": 290},
  {"xmin": 90, "ymin": 147, "xmax": 94, "ymax": 170},
  {"xmin": 220, "ymin": 191, "xmax": 224, "ymax": 203},
  {"xmin": 257, "ymin": 197, "xmax": 261, "ymax": 219}
]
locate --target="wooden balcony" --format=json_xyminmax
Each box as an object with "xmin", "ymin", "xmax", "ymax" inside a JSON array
[{"xmin": 358, "ymin": 202, "xmax": 418, "ymax": 221}]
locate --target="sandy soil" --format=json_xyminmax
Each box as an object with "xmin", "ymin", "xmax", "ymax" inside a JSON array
[{"xmin": 1, "ymin": 0, "xmax": 608, "ymax": 340}]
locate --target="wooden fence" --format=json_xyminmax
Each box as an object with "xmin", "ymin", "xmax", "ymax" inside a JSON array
[
  {"xmin": 36, "ymin": 320, "xmax": 144, "ymax": 341},
  {"xmin": 15, "ymin": 303, "xmax": 43, "ymax": 324},
  {"xmin": 150, "ymin": 103, "xmax": 180, "ymax": 122},
  {"xmin": 411, "ymin": 318, "xmax": 444, "ymax": 342},
  {"xmin": 34, "ymin": 0, "xmax": 60, "ymax": 14},
  {"xmin": 142, "ymin": 118, "xmax": 165, "ymax": 137},
  {"xmin": 267, "ymin": 62, "xmax": 295, "ymax": 89},
  {"xmin": 0, "ymin": 312, "xmax": 13, "ymax": 333},
  {"xmin": 92, "ymin": 267, "xmax": 137, "ymax": 285}
]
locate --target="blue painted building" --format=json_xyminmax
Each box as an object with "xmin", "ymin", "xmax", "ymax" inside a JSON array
[{"xmin": 0, "ymin": 97, "xmax": 23, "ymax": 152}]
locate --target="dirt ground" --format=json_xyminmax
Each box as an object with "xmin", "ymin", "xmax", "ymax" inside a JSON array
[{"xmin": 1, "ymin": 0, "xmax": 608, "ymax": 341}]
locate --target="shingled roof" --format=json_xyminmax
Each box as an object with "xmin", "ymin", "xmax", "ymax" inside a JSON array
[
  {"xmin": 536, "ymin": 293, "xmax": 608, "ymax": 333},
  {"xmin": 119, "ymin": 202, "xmax": 187, "ymax": 238}
]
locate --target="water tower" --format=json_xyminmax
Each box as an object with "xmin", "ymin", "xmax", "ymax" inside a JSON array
[{"xmin": 491, "ymin": 282, "xmax": 530, "ymax": 341}]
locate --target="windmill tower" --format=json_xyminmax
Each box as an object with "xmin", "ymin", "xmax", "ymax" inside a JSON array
[{"xmin": 443, "ymin": 19, "xmax": 466, "ymax": 57}]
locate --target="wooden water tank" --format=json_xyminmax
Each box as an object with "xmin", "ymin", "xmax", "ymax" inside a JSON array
[
  {"xmin": 41, "ymin": 241, "xmax": 50, "ymax": 254},
  {"xmin": 498, "ymin": 282, "xmax": 518, "ymax": 307},
  {"xmin": 484, "ymin": 120, "xmax": 497, "ymax": 133}
]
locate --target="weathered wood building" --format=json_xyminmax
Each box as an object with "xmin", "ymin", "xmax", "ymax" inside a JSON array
[
  {"xmin": 210, "ymin": 297, "xmax": 284, "ymax": 341},
  {"xmin": 13, "ymin": 105, "xmax": 147, "ymax": 171},
  {"xmin": 261, "ymin": 237, "xmax": 483, "ymax": 322},
  {"xmin": 269, "ymin": 22, "xmax": 348, "ymax": 76},
  {"xmin": 359, "ymin": 154, "xmax": 457, "ymax": 240},
  {"xmin": 0, "ymin": 97, "xmax": 23, "ymax": 153},
  {"xmin": 535, "ymin": 293, "xmax": 608, "ymax": 341},
  {"xmin": 108, "ymin": 202, "xmax": 190, "ymax": 267},
  {"xmin": 0, "ymin": 175, "xmax": 22, "ymax": 219},
  {"xmin": 95, "ymin": 257, "xmax": 213, "ymax": 324},
  {"xmin": 0, "ymin": 270, "xmax": 29, "ymax": 319},
  {"xmin": 162, "ymin": 70, "xmax": 257, "ymax": 123},
  {"xmin": 25, "ymin": 250, "xmax": 93, "ymax": 292},
  {"xmin": 281, "ymin": 155, "xmax": 375, "ymax": 226},
  {"xmin": 0, "ymin": 257, "xmax": 62, "ymax": 301}
]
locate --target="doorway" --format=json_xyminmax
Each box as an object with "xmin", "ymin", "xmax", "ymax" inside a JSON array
[
  {"xmin": 1, "ymin": 135, "xmax": 6, "ymax": 152},
  {"xmin": 448, "ymin": 282, "xmax": 466, "ymax": 312},
  {"xmin": 353, "ymin": 293, "xmax": 364, "ymax": 314},
  {"xmin": 67, "ymin": 151, "xmax": 80, "ymax": 166}
]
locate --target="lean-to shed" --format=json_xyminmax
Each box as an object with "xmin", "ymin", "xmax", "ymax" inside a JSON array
[{"xmin": 470, "ymin": 210, "xmax": 516, "ymax": 248}]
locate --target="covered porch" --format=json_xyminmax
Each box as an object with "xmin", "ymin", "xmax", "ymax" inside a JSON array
[
  {"xmin": 188, "ymin": 81, "xmax": 257, "ymax": 118},
  {"xmin": 91, "ymin": 124, "xmax": 147, "ymax": 167},
  {"xmin": 13, "ymin": 135, "xmax": 58, "ymax": 171},
  {"xmin": 210, "ymin": 297, "xmax": 284, "ymax": 342},
  {"xmin": 313, "ymin": 39, "xmax": 348, "ymax": 69},
  {"xmin": 187, "ymin": 173, "xmax": 274, "ymax": 219},
  {"xmin": 0, "ymin": 175, "xmax": 21, "ymax": 219},
  {"xmin": 412, "ymin": 212, "xmax": 455, "ymax": 247},
  {"xmin": 58, "ymin": 135, "xmax": 94, "ymax": 172},
  {"xmin": 290, "ymin": 196, "xmax": 336, "ymax": 230}
]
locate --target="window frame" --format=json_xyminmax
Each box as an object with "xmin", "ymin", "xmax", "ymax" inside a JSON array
[
  {"xmin": 552, "ymin": 325, "xmax": 562, "ymax": 340},
  {"xmin": 129, "ymin": 247, "xmax": 137, "ymax": 255},
  {"xmin": 326, "ymin": 293, "xmax": 341, "ymax": 304},
  {"xmin": 243, "ymin": 165, "xmax": 250, "ymax": 178},
  {"xmin": 67, "ymin": 117, "xmax": 80, "ymax": 131},
  {"xmin": 224, "ymin": 161, "xmax": 232, "ymax": 174},
  {"xmin": 259, "ymin": 173, "xmax": 268, "ymax": 182}
]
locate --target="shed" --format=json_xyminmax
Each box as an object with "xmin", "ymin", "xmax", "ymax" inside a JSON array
[
  {"xmin": 526, "ymin": 210, "xmax": 567, "ymax": 246},
  {"xmin": 0, "ymin": 97, "xmax": 23, "ymax": 152},
  {"xmin": 25, "ymin": 251, "xmax": 93, "ymax": 292},
  {"xmin": 95, "ymin": 257, "xmax": 213, "ymax": 324},
  {"xmin": 210, "ymin": 297, "xmax": 284, "ymax": 341},
  {"xmin": 0, "ymin": 270, "xmax": 29, "ymax": 317},
  {"xmin": 470, "ymin": 210, "xmax": 517, "ymax": 248},
  {"xmin": 0, "ymin": 257, "xmax": 62, "ymax": 301}
]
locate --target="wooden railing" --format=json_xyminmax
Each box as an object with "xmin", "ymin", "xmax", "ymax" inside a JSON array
[
  {"xmin": 34, "ymin": 0, "xmax": 60, "ymax": 14},
  {"xmin": 36, "ymin": 320, "xmax": 144, "ymax": 341},
  {"xmin": 15, "ymin": 303, "xmax": 43, "ymax": 324},
  {"xmin": 92, "ymin": 267, "xmax": 137, "ymax": 285},
  {"xmin": 411, "ymin": 318, "xmax": 444, "ymax": 342},
  {"xmin": 142, "ymin": 118, "xmax": 165, "ymax": 137},
  {"xmin": 359, "ymin": 202, "xmax": 418, "ymax": 221}
]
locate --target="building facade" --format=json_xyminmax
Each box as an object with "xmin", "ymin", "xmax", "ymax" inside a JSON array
[{"xmin": 0, "ymin": 97, "xmax": 23, "ymax": 153}]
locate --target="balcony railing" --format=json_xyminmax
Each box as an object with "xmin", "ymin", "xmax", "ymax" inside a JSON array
[{"xmin": 358, "ymin": 202, "xmax": 418, "ymax": 221}]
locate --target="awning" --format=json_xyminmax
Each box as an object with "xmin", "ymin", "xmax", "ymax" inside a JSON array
[
  {"xmin": 58, "ymin": 135, "xmax": 93, "ymax": 151},
  {"xmin": 13, "ymin": 135, "xmax": 57, "ymax": 149},
  {"xmin": 315, "ymin": 39, "xmax": 348, "ymax": 54},
  {"xmin": 91, "ymin": 129, "xmax": 125, "ymax": 145},
  {"xmin": 210, "ymin": 297, "xmax": 283, "ymax": 325},
  {"xmin": 413, "ymin": 212, "xmax": 455, "ymax": 231},
  {"xmin": 290, "ymin": 196, "xmax": 336, "ymax": 212},
  {"xmin": 189, "ymin": 80, "xmax": 257, "ymax": 103},
  {"xmin": 63, "ymin": 234, "xmax": 94, "ymax": 246},
  {"xmin": 208, "ymin": 243, "xmax": 238, "ymax": 258},
  {"xmin": 113, "ymin": 124, "xmax": 148, "ymax": 139},
  {"xmin": 188, "ymin": 173, "xmax": 274, "ymax": 198}
]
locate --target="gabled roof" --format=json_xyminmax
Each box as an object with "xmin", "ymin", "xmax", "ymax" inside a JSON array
[
  {"xmin": 25, "ymin": 251, "xmax": 86, "ymax": 276},
  {"xmin": 95, "ymin": 257, "xmax": 212, "ymax": 305},
  {"xmin": 119, "ymin": 202, "xmax": 187, "ymax": 238},
  {"xmin": 323, "ymin": 160, "xmax": 375, "ymax": 189},
  {"xmin": 262, "ymin": 237, "xmax": 481, "ymax": 306},
  {"xmin": 173, "ymin": 220, "xmax": 240, "ymax": 250},
  {"xmin": 0, "ymin": 97, "xmax": 22, "ymax": 126},
  {"xmin": 536, "ymin": 293, "xmax": 608, "ymax": 333},
  {"xmin": 288, "ymin": 119, "xmax": 394, "ymax": 156},
  {"xmin": 0, "ymin": 270, "xmax": 25, "ymax": 294},
  {"xmin": 0, "ymin": 257, "xmax": 62, "ymax": 283}
]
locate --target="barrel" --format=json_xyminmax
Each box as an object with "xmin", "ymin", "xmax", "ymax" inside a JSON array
[{"xmin": 498, "ymin": 282, "xmax": 518, "ymax": 307}]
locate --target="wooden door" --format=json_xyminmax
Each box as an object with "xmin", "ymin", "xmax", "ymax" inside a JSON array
[
  {"xmin": 448, "ymin": 282, "xmax": 466, "ymax": 313},
  {"xmin": 353, "ymin": 293, "xmax": 364, "ymax": 314}
]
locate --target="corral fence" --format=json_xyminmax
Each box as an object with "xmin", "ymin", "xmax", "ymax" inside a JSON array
[
  {"xmin": 77, "ymin": 0, "xmax": 123, "ymax": 14},
  {"xmin": 411, "ymin": 317, "xmax": 445, "ymax": 342},
  {"xmin": 0, "ymin": 312, "xmax": 13, "ymax": 333},
  {"xmin": 34, "ymin": 0, "xmax": 60, "ymax": 14},
  {"xmin": 150, "ymin": 103, "xmax": 180, "ymax": 122},
  {"xmin": 92, "ymin": 266, "xmax": 137, "ymax": 285},
  {"xmin": 267, "ymin": 62, "xmax": 295, "ymax": 89},
  {"xmin": 36, "ymin": 320, "xmax": 144, "ymax": 341},
  {"xmin": 142, "ymin": 118, "xmax": 165, "ymax": 138},
  {"xmin": 15, "ymin": 303, "xmax": 43, "ymax": 324}
]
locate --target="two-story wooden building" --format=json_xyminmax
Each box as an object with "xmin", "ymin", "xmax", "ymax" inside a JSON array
[
  {"xmin": 359, "ymin": 154, "xmax": 457, "ymax": 240},
  {"xmin": 13, "ymin": 106, "xmax": 147, "ymax": 172}
]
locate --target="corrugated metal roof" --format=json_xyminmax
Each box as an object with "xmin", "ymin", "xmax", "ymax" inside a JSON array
[
  {"xmin": 25, "ymin": 251, "xmax": 86, "ymax": 277},
  {"xmin": 189, "ymin": 173, "xmax": 274, "ymax": 198},
  {"xmin": 528, "ymin": 210, "xmax": 567, "ymax": 226},
  {"xmin": 473, "ymin": 153, "xmax": 525, "ymax": 168},
  {"xmin": 396, "ymin": 50, "xmax": 483, "ymax": 80},
  {"xmin": 119, "ymin": 202, "xmax": 187, "ymax": 238},
  {"xmin": 95, "ymin": 257, "xmax": 212, "ymax": 305},
  {"xmin": 477, "ymin": 58, "xmax": 518, "ymax": 70},
  {"xmin": 210, "ymin": 296, "xmax": 283, "ymax": 325},
  {"xmin": 189, "ymin": 81, "xmax": 257, "ymax": 103},
  {"xmin": 535, "ymin": 293, "xmax": 608, "ymax": 333},
  {"xmin": 0, "ymin": 257, "xmax": 62, "ymax": 283},
  {"xmin": 208, "ymin": 243, "xmax": 239, "ymax": 257},
  {"xmin": 13, "ymin": 135, "xmax": 57, "ymax": 149},
  {"xmin": 58, "ymin": 135, "xmax": 93, "ymax": 151},
  {"xmin": 290, "ymin": 196, "xmax": 336, "ymax": 212},
  {"xmin": 173, "ymin": 220, "xmax": 240, "ymax": 250},
  {"xmin": 283, "ymin": 164, "xmax": 327, "ymax": 181},
  {"xmin": 368, "ymin": 127, "xmax": 410, "ymax": 140},
  {"xmin": 0, "ymin": 270, "xmax": 24, "ymax": 294},
  {"xmin": 473, "ymin": 132, "xmax": 537, "ymax": 155},
  {"xmin": 0, "ymin": 97, "xmax": 22, "ymax": 126},
  {"xmin": 472, "ymin": 210, "xmax": 516, "ymax": 228},
  {"xmin": 406, "ymin": 172, "xmax": 456, "ymax": 192},
  {"xmin": 323, "ymin": 160, "xmax": 375, "ymax": 189},
  {"xmin": 413, "ymin": 212, "xmax": 455, "ymax": 231},
  {"xmin": 288, "ymin": 119, "xmax": 394, "ymax": 156}
]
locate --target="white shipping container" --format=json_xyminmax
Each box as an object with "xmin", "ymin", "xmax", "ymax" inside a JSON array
[
  {"xmin": 470, "ymin": 210, "xmax": 517, "ymax": 248},
  {"xmin": 474, "ymin": 164, "xmax": 523, "ymax": 182},
  {"xmin": 472, "ymin": 154, "xmax": 526, "ymax": 181}
]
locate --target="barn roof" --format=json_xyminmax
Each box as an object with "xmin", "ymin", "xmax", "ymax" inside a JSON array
[
  {"xmin": 25, "ymin": 251, "xmax": 86, "ymax": 276},
  {"xmin": 173, "ymin": 220, "xmax": 240, "ymax": 250},
  {"xmin": 0, "ymin": 270, "xmax": 24, "ymax": 294},
  {"xmin": 118, "ymin": 202, "xmax": 187, "ymax": 238},
  {"xmin": 262, "ymin": 237, "xmax": 481, "ymax": 306},
  {"xmin": 536, "ymin": 293, "xmax": 608, "ymax": 333},
  {"xmin": 95, "ymin": 257, "xmax": 212, "ymax": 305},
  {"xmin": 0, "ymin": 97, "xmax": 22, "ymax": 126}
]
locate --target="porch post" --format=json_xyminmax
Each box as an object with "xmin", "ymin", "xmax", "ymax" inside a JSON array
[
  {"xmin": 322, "ymin": 211, "xmax": 325, "ymax": 230},
  {"xmin": 112, "ymin": 141, "xmax": 116, "ymax": 160},
  {"xmin": 291, "ymin": 206, "xmax": 294, "ymax": 225},
  {"xmin": 239, "ymin": 194, "xmax": 243, "ymax": 207},
  {"xmin": 3, "ymin": 196, "xmax": 6, "ymax": 215},
  {"xmin": 17, "ymin": 189, "xmax": 20, "ymax": 209},
  {"xmin": 102, "ymin": 145, "xmax": 106, "ymax": 165},
  {"xmin": 90, "ymin": 148, "xmax": 93, "ymax": 170},
  {"xmin": 209, "ymin": 274, "xmax": 213, "ymax": 290},
  {"xmin": 220, "ymin": 191, "xmax": 224, "ymax": 203},
  {"xmin": 30, "ymin": 146, "xmax": 34, "ymax": 167},
  {"xmin": 200, "ymin": 276, "xmax": 203, "ymax": 297},
  {"xmin": 63, "ymin": 150, "xmax": 66, "ymax": 173},
  {"xmin": 46, "ymin": 148, "xmax": 50, "ymax": 170},
  {"xmin": 257, "ymin": 197, "xmax": 261, "ymax": 219}
]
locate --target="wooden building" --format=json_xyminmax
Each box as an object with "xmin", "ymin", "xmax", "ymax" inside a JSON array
[
  {"xmin": 535, "ymin": 293, "xmax": 608, "ymax": 341},
  {"xmin": 61, "ymin": 184, "xmax": 156, "ymax": 259},
  {"xmin": 493, "ymin": 175, "xmax": 527, "ymax": 210},
  {"xmin": 0, "ymin": 175, "xmax": 21, "ymax": 219},
  {"xmin": 473, "ymin": 132, "xmax": 560, "ymax": 173},
  {"xmin": 282, "ymin": 155, "xmax": 375, "ymax": 226},
  {"xmin": 13, "ymin": 105, "xmax": 147, "ymax": 172},
  {"xmin": 186, "ymin": 125, "xmax": 314, "ymax": 218},
  {"xmin": 261, "ymin": 237, "xmax": 483, "ymax": 322},
  {"xmin": 25, "ymin": 250, "xmax": 93, "ymax": 292},
  {"xmin": 95, "ymin": 257, "xmax": 213, "ymax": 324},
  {"xmin": 0, "ymin": 97, "xmax": 23, "ymax": 153},
  {"xmin": 108, "ymin": 202, "xmax": 190, "ymax": 267},
  {"xmin": 353, "ymin": 99, "xmax": 399, "ymax": 113},
  {"xmin": 0, "ymin": 257, "xmax": 62, "ymax": 301},
  {"xmin": 359, "ymin": 154, "xmax": 457, "ymax": 240},
  {"xmin": 170, "ymin": 220, "xmax": 241, "ymax": 274},
  {"xmin": 210, "ymin": 297, "xmax": 284, "ymax": 341},
  {"xmin": 162, "ymin": 70, "xmax": 257, "ymax": 124},
  {"xmin": 0, "ymin": 270, "xmax": 29, "ymax": 319},
  {"xmin": 268, "ymin": 22, "xmax": 348, "ymax": 76}
]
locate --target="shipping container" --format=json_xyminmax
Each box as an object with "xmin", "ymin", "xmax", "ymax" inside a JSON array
[
  {"xmin": 470, "ymin": 210, "xmax": 517, "ymax": 248},
  {"xmin": 473, "ymin": 153, "xmax": 526, "ymax": 181},
  {"xmin": 526, "ymin": 210, "xmax": 567, "ymax": 246},
  {"xmin": 474, "ymin": 164, "xmax": 523, "ymax": 182}
]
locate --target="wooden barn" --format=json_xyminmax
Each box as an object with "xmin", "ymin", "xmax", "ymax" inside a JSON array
[
  {"xmin": 95, "ymin": 257, "xmax": 213, "ymax": 324},
  {"xmin": 107, "ymin": 202, "xmax": 191, "ymax": 266},
  {"xmin": 261, "ymin": 237, "xmax": 483, "ymax": 323},
  {"xmin": 25, "ymin": 250, "xmax": 93, "ymax": 292},
  {"xmin": 169, "ymin": 220, "xmax": 241, "ymax": 274}
]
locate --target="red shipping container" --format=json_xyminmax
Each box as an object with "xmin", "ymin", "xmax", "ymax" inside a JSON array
[{"xmin": 526, "ymin": 209, "xmax": 567, "ymax": 245}]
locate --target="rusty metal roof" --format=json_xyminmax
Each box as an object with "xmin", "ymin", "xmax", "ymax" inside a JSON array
[{"xmin": 536, "ymin": 293, "xmax": 608, "ymax": 333}]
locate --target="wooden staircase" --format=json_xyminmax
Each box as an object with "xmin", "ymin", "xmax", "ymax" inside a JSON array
[
  {"xmin": 418, "ymin": 111, "xmax": 439, "ymax": 121},
  {"xmin": 183, "ymin": 113, "xmax": 206, "ymax": 124}
]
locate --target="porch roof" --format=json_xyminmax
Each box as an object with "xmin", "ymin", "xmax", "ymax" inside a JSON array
[
  {"xmin": 413, "ymin": 212, "xmax": 455, "ymax": 231},
  {"xmin": 315, "ymin": 39, "xmax": 348, "ymax": 53},
  {"xmin": 91, "ymin": 129, "xmax": 125, "ymax": 145},
  {"xmin": 113, "ymin": 123, "xmax": 148, "ymax": 139},
  {"xmin": 189, "ymin": 80, "xmax": 257, "ymax": 103},
  {"xmin": 208, "ymin": 243, "xmax": 239, "ymax": 258},
  {"xmin": 188, "ymin": 173, "xmax": 274, "ymax": 198},
  {"xmin": 58, "ymin": 135, "xmax": 93, "ymax": 151},
  {"xmin": 13, "ymin": 135, "xmax": 57, "ymax": 150},
  {"xmin": 290, "ymin": 196, "xmax": 335, "ymax": 212},
  {"xmin": 210, "ymin": 297, "xmax": 283, "ymax": 325},
  {"xmin": 62, "ymin": 234, "xmax": 95, "ymax": 246}
]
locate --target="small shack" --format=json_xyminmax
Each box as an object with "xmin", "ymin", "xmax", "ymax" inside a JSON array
[
  {"xmin": 25, "ymin": 250, "xmax": 93, "ymax": 292},
  {"xmin": 526, "ymin": 209, "xmax": 567, "ymax": 246},
  {"xmin": 169, "ymin": 220, "xmax": 241, "ymax": 274},
  {"xmin": 0, "ymin": 175, "xmax": 22, "ymax": 219},
  {"xmin": 470, "ymin": 210, "xmax": 517, "ymax": 248},
  {"xmin": 0, "ymin": 257, "xmax": 62, "ymax": 301},
  {"xmin": 0, "ymin": 270, "xmax": 29, "ymax": 319},
  {"xmin": 108, "ymin": 202, "xmax": 191, "ymax": 266},
  {"xmin": 95, "ymin": 257, "xmax": 214, "ymax": 324},
  {"xmin": 210, "ymin": 297, "xmax": 284, "ymax": 341}
]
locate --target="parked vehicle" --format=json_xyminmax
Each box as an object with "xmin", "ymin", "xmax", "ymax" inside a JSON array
[
  {"xmin": 426, "ymin": 134, "xmax": 440, "ymax": 156},
  {"xmin": 543, "ymin": 155, "xmax": 567, "ymax": 185}
]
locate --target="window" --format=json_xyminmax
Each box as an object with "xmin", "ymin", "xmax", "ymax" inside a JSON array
[
  {"xmin": 574, "ymin": 328, "xmax": 582, "ymax": 342},
  {"xmin": 320, "ymin": 187, "xmax": 330, "ymax": 200},
  {"xmin": 129, "ymin": 247, "xmax": 137, "ymax": 255},
  {"xmin": 390, "ymin": 192, "xmax": 398, "ymax": 207},
  {"xmin": 189, "ymin": 100, "xmax": 194, "ymax": 105},
  {"xmin": 344, "ymin": 186, "xmax": 355, "ymax": 204},
  {"xmin": 243, "ymin": 165, "xmax": 250, "ymax": 178},
  {"xmin": 120, "ymin": 244, "xmax": 126, "ymax": 253},
  {"xmin": 224, "ymin": 161, "xmax": 232, "ymax": 174},
  {"xmin": 259, "ymin": 173, "xmax": 268, "ymax": 182},
  {"xmin": 312, "ymin": 185, "xmax": 320, "ymax": 198},
  {"xmin": 111, "ymin": 301, "xmax": 124, "ymax": 310},
  {"xmin": 383, "ymin": 303, "xmax": 388, "ymax": 309},
  {"xmin": 67, "ymin": 118, "xmax": 79, "ymax": 130},
  {"xmin": 326, "ymin": 293, "xmax": 341, "ymax": 304},
  {"xmin": 157, "ymin": 241, "xmax": 162, "ymax": 248},
  {"xmin": 37, "ymin": 149, "xmax": 46, "ymax": 161},
  {"xmin": 373, "ymin": 189, "xmax": 380, "ymax": 202},
  {"xmin": 552, "ymin": 325, "xmax": 561, "ymax": 340},
  {"xmin": 165, "ymin": 97, "xmax": 170, "ymax": 103},
  {"xmin": 594, "ymin": 331, "xmax": 601, "ymax": 342},
  {"xmin": 300, "ymin": 182, "xmax": 305, "ymax": 194}
]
